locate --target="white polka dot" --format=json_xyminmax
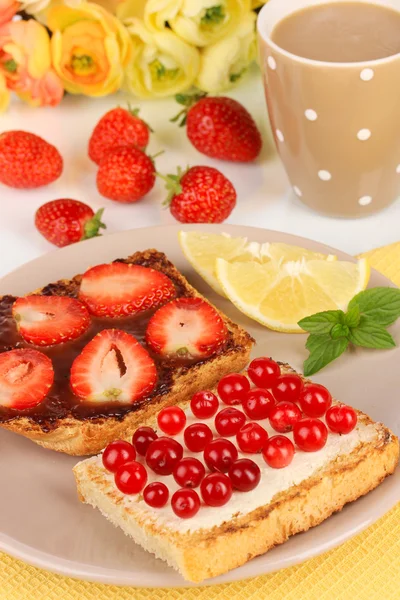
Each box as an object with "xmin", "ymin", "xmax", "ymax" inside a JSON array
[
  {"xmin": 360, "ymin": 68, "xmax": 374, "ymax": 81},
  {"xmin": 318, "ymin": 170, "xmax": 332, "ymax": 181},
  {"xmin": 396, "ymin": 164, "xmax": 400, "ymax": 173},
  {"xmin": 305, "ymin": 109, "xmax": 318, "ymax": 121},
  {"xmin": 276, "ymin": 129, "xmax": 284, "ymax": 142},
  {"xmin": 358, "ymin": 196, "xmax": 372, "ymax": 206},
  {"xmin": 267, "ymin": 56, "xmax": 276, "ymax": 70},
  {"xmin": 357, "ymin": 129, "xmax": 371, "ymax": 141},
  {"xmin": 293, "ymin": 186, "xmax": 302, "ymax": 197}
]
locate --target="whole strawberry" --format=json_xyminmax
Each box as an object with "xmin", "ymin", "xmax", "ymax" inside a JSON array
[
  {"xmin": 0, "ymin": 131, "xmax": 63, "ymax": 188},
  {"xmin": 97, "ymin": 147, "xmax": 156, "ymax": 203},
  {"xmin": 163, "ymin": 166, "xmax": 236, "ymax": 223},
  {"xmin": 172, "ymin": 94, "xmax": 262, "ymax": 162},
  {"xmin": 88, "ymin": 107, "xmax": 151, "ymax": 165},
  {"xmin": 35, "ymin": 199, "xmax": 106, "ymax": 247}
]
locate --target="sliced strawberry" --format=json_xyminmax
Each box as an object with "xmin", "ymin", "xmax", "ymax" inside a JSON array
[
  {"xmin": 70, "ymin": 329, "xmax": 157, "ymax": 403},
  {"xmin": 12, "ymin": 296, "xmax": 91, "ymax": 346},
  {"xmin": 79, "ymin": 262, "xmax": 176, "ymax": 317},
  {"xmin": 145, "ymin": 298, "xmax": 228, "ymax": 359},
  {"xmin": 0, "ymin": 349, "xmax": 54, "ymax": 409}
]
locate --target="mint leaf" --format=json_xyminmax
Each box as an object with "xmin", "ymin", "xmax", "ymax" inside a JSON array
[
  {"xmin": 344, "ymin": 304, "xmax": 360, "ymax": 328},
  {"xmin": 330, "ymin": 323, "xmax": 349, "ymax": 339},
  {"xmin": 349, "ymin": 316, "xmax": 396, "ymax": 349},
  {"xmin": 348, "ymin": 287, "xmax": 400, "ymax": 326},
  {"xmin": 303, "ymin": 334, "xmax": 349, "ymax": 376},
  {"xmin": 298, "ymin": 310, "xmax": 344, "ymax": 334}
]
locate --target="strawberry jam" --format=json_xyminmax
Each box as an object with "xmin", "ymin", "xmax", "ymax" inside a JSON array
[{"xmin": 0, "ymin": 255, "xmax": 236, "ymax": 431}]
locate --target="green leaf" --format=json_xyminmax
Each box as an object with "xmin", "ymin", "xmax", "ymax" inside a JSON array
[
  {"xmin": 349, "ymin": 316, "xmax": 396, "ymax": 349},
  {"xmin": 83, "ymin": 208, "xmax": 106, "ymax": 240},
  {"xmin": 330, "ymin": 323, "xmax": 350, "ymax": 339},
  {"xmin": 348, "ymin": 287, "xmax": 400, "ymax": 326},
  {"xmin": 344, "ymin": 304, "xmax": 360, "ymax": 328},
  {"xmin": 303, "ymin": 334, "xmax": 349, "ymax": 376},
  {"xmin": 298, "ymin": 310, "xmax": 344, "ymax": 334}
]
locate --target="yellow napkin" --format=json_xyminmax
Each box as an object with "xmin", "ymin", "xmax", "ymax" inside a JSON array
[{"xmin": 1, "ymin": 242, "xmax": 399, "ymax": 600}]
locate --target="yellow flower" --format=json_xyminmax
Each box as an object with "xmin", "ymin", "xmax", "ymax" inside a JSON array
[
  {"xmin": 251, "ymin": 0, "xmax": 268, "ymax": 7},
  {"xmin": 145, "ymin": 0, "xmax": 251, "ymax": 47},
  {"xmin": 196, "ymin": 10, "xmax": 256, "ymax": 92},
  {"xmin": 20, "ymin": 0, "xmax": 82, "ymax": 24},
  {"xmin": 124, "ymin": 18, "xmax": 200, "ymax": 98},
  {"xmin": 0, "ymin": 71, "xmax": 9, "ymax": 112},
  {"xmin": 0, "ymin": 19, "xmax": 63, "ymax": 107},
  {"xmin": 48, "ymin": 2, "xmax": 132, "ymax": 96},
  {"xmin": 116, "ymin": 0, "xmax": 146, "ymax": 20}
]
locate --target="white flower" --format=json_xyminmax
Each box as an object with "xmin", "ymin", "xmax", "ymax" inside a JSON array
[
  {"xmin": 124, "ymin": 18, "xmax": 200, "ymax": 98},
  {"xmin": 196, "ymin": 10, "xmax": 256, "ymax": 92},
  {"xmin": 145, "ymin": 0, "xmax": 251, "ymax": 47}
]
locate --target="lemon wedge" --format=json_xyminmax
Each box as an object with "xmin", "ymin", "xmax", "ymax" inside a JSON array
[
  {"xmin": 215, "ymin": 257, "xmax": 370, "ymax": 333},
  {"xmin": 179, "ymin": 231, "xmax": 335, "ymax": 297}
]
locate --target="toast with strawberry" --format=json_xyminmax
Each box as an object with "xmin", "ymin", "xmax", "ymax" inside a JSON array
[{"xmin": 0, "ymin": 250, "xmax": 253, "ymax": 455}]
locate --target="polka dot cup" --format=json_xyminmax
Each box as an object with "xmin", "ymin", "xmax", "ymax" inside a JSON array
[{"xmin": 257, "ymin": 0, "xmax": 400, "ymax": 217}]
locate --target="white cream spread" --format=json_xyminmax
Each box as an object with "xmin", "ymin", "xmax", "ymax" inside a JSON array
[{"xmin": 83, "ymin": 397, "xmax": 379, "ymax": 534}]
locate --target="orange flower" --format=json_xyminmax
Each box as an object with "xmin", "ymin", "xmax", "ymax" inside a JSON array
[
  {"xmin": 48, "ymin": 2, "xmax": 132, "ymax": 97},
  {"xmin": 0, "ymin": 0, "xmax": 19, "ymax": 27},
  {"xmin": 0, "ymin": 19, "xmax": 64, "ymax": 107}
]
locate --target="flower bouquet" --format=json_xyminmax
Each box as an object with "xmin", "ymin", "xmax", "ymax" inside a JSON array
[{"xmin": 0, "ymin": 0, "xmax": 269, "ymax": 110}]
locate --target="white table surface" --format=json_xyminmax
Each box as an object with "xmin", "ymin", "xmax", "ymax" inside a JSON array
[{"xmin": 1, "ymin": 67, "xmax": 399, "ymax": 279}]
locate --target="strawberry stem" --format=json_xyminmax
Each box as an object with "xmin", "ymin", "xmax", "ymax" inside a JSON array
[
  {"xmin": 170, "ymin": 92, "xmax": 208, "ymax": 127},
  {"xmin": 83, "ymin": 208, "xmax": 106, "ymax": 240},
  {"xmin": 150, "ymin": 150, "xmax": 164, "ymax": 161},
  {"xmin": 157, "ymin": 166, "xmax": 189, "ymax": 207},
  {"xmin": 127, "ymin": 102, "xmax": 154, "ymax": 133}
]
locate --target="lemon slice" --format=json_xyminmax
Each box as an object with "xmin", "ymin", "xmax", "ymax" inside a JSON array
[
  {"xmin": 179, "ymin": 231, "xmax": 260, "ymax": 296},
  {"xmin": 261, "ymin": 242, "xmax": 336, "ymax": 265},
  {"xmin": 215, "ymin": 257, "xmax": 370, "ymax": 333},
  {"xmin": 179, "ymin": 231, "xmax": 336, "ymax": 297}
]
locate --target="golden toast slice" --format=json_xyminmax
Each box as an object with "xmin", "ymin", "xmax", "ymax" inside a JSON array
[
  {"xmin": 73, "ymin": 364, "xmax": 399, "ymax": 583},
  {"xmin": 0, "ymin": 250, "xmax": 253, "ymax": 455}
]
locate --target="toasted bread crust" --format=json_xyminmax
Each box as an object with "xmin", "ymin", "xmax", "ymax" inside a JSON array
[
  {"xmin": 74, "ymin": 391, "xmax": 399, "ymax": 582},
  {"xmin": 0, "ymin": 250, "xmax": 253, "ymax": 455}
]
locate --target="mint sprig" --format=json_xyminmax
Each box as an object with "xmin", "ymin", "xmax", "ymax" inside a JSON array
[{"xmin": 298, "ymin": 287, "xmax": 400, "ymax": 376}]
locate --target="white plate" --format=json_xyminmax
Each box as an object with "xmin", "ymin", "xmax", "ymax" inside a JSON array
[{"xmin": 0, "ymin": 224, "xmax": 398, "ymax": 588}]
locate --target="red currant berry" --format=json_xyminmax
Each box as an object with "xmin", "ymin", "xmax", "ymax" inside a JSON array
[
  {"xmin": 248, "ymin": 357, "xmax": 281, "ymax": 388},
  {"xmin": 143, "ymin": 482, "xmax": 169, "ymax": 508},
  {"xmin": 173, "ymin": 457, "xmax": 205, "ymax": 488},
  {"xmin": 217, "ymin": 373, "xmax": 250, "ymax": 405},
  {"xmin": 171, "ymin": 488, "xmax": 200, "ymax": 519},
  {"xmin": 242, "ymin": 388, "xmax": 275, "ymax": 420},
  {"xmin": 200, "ymin": 472, "xmax": 233, "ymax": 507},
  {"xmin": 272, "ymin": 374, "xmax": 303, "ymax": 403},
  {"xmin": 114, "ymin": 461, "xmax": 147, "ymax": 494},
  {"xmin": 228, "ymin": 458, "xmax": 261, "ymax": 491},
  {"xmin": 102, "ymin": 440, "xmax": 136, "ymax": 473},
  {"xmin": 203, "ymin": 438, "xmax": 238, "ymax": 473},
  {"xmin": 145, "ymin": 437, "xmax": 183, "ymax": 475},
  {"xmin": 326, "ymin": 405, "xmax": 357, "ymax": 434},
  {"xmin": 184, "ymin": 422, "xmax": 213, "ymax": 452},
  {"xmin": 214, "ymin": 407, "xmax": 246, "ymax": 437},
  {"xmin": 132, "ymin": 427, "xmax": 158, "ymax": 456},
  {"xmin": 157, "ymin": 406, "xmax": 186, "ymax": 435},
  {"xmin": 269, "ymin": 401, "xmax": 301, "ymax": 433},
  {"xmin": 293, "ymin": 418, "xmax": 328, "ymax": 452},
  {"xmin": 236, "ymin": 422, "xmax": 268, "ymax": 453},
  {"xmin": 190, "ymin": 390, "xmax": 219, "ymax": 419},
  {"xmin": 298, "ymin": 383, "xmax": 332, "ymax": 418},
  {"xmin": 262, "ymin": 435, "xmax": 295, "ymax": 468}
]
